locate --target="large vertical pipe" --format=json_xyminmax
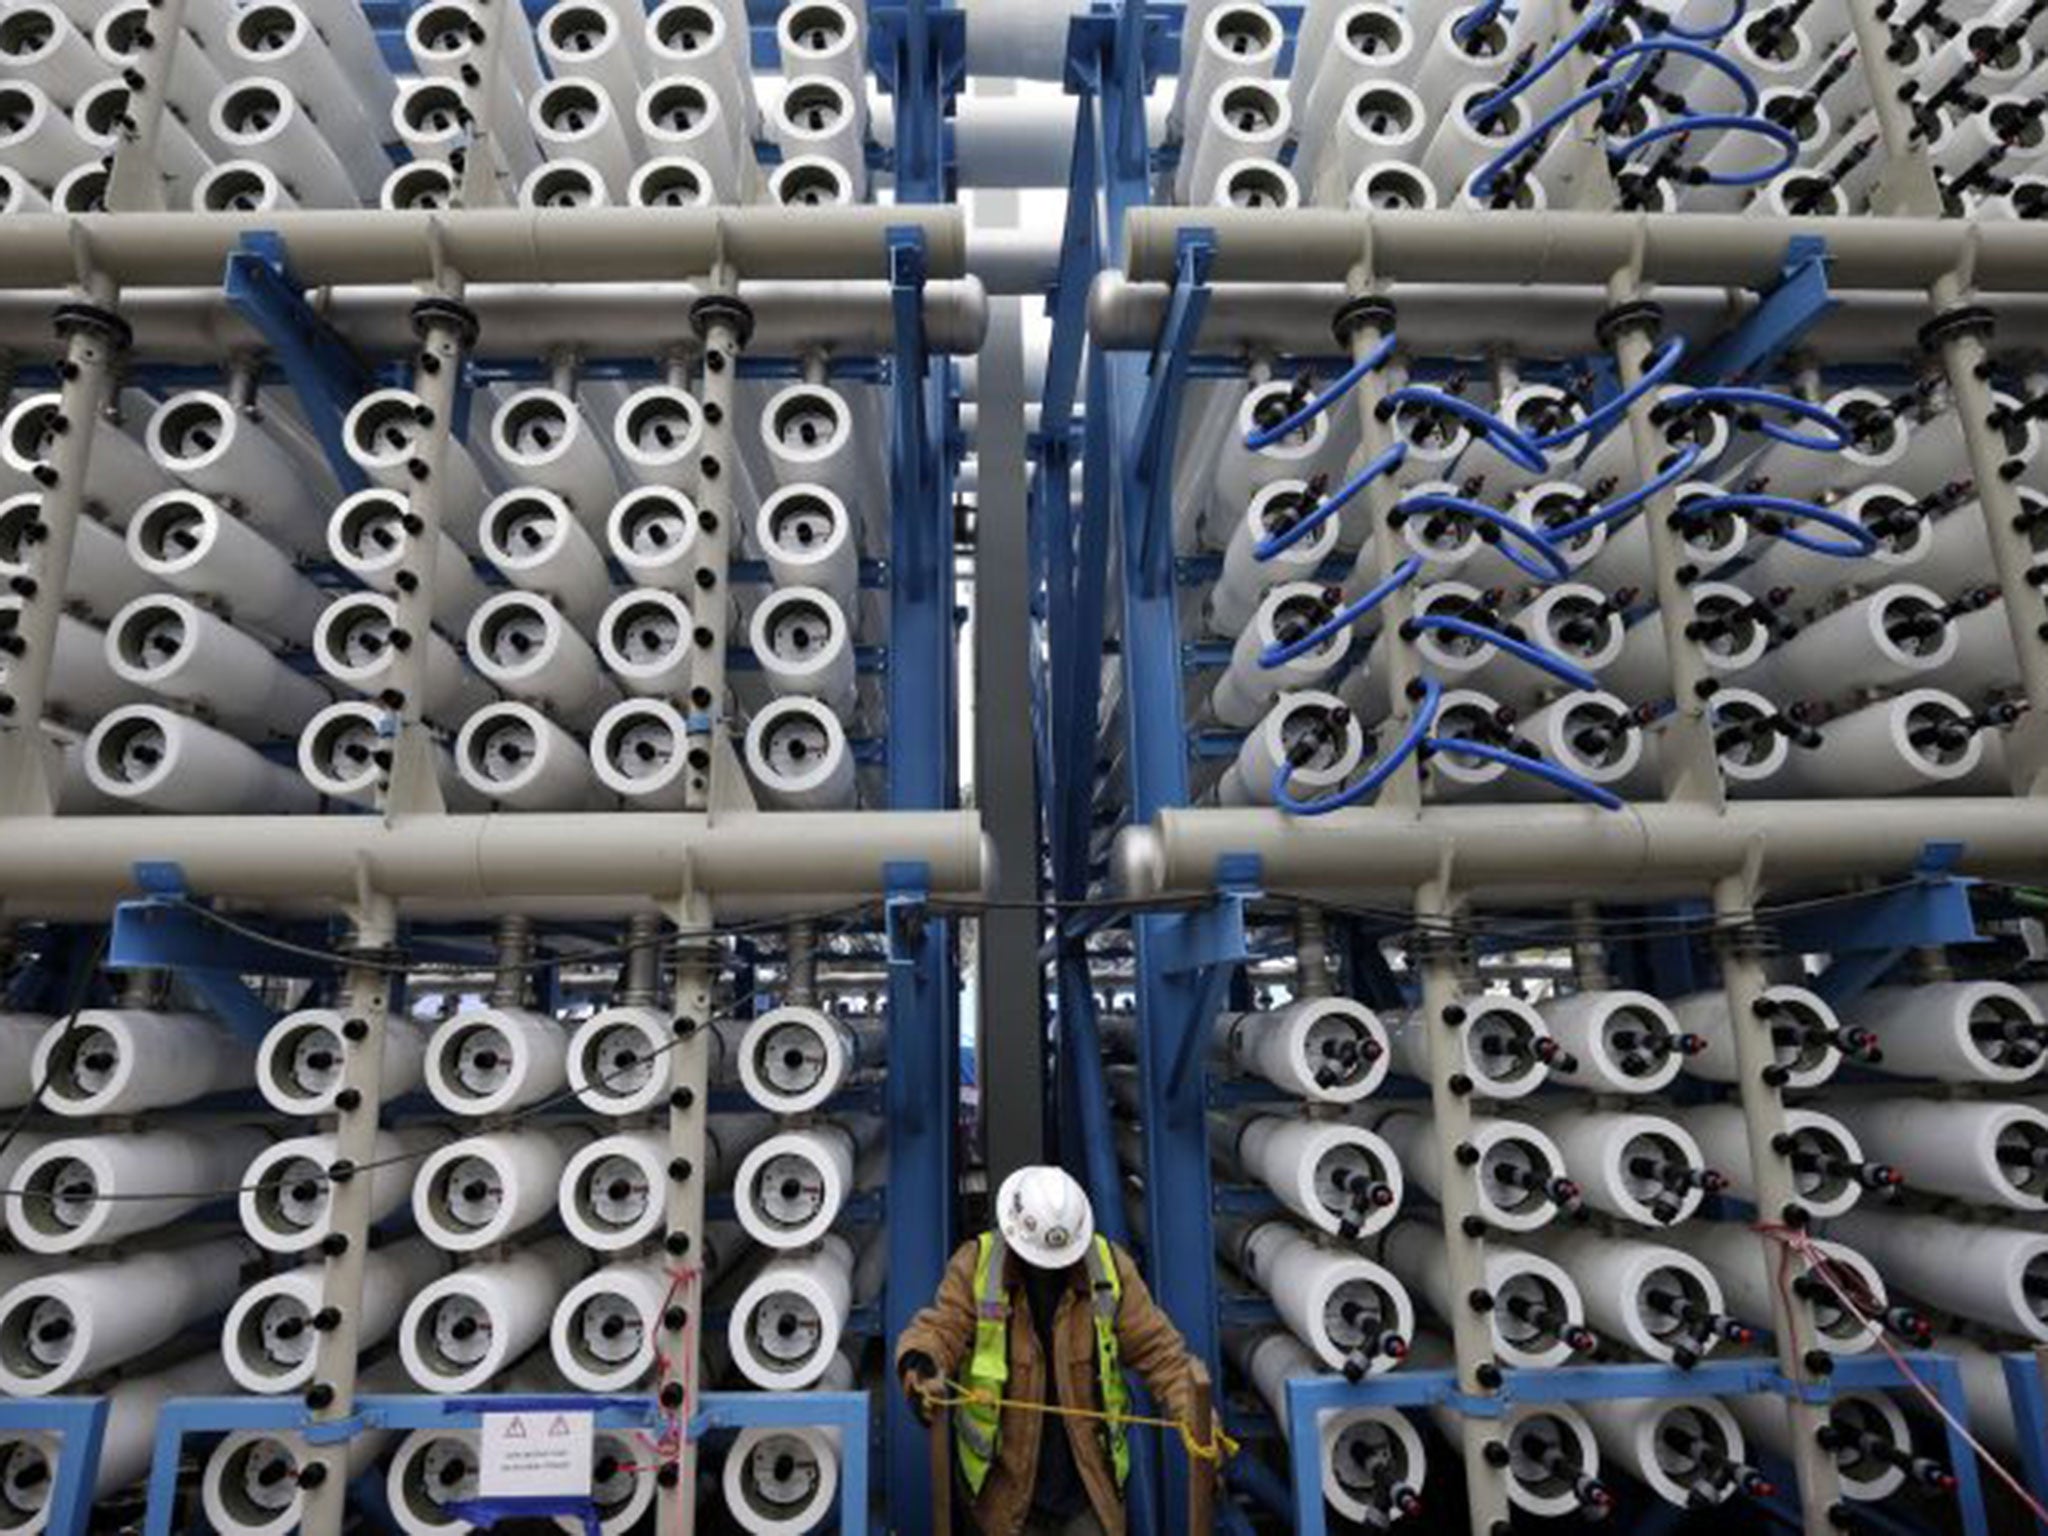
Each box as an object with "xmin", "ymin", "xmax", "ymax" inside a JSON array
[
  {"xmin": 660, "ymin": 895, "xmax": 716, "ymax": 1534},
  {"xmin": 1413, "ymin": 877, "xmax": 1514, "ymax": 1533},
  {"xmin": 1927, "ymin": 290, "xmax": 2048, "ymax": 791},
  {"xmin": 1711, "ymin": 872, "xmax": 1843, "ymax": 1533},
  {"xmin": 0, "ymin": 291, "xmax": 118, "ymax": 816},
  {"xmin": 104, "ymin": 0, "xmax": 191, "ymax": 212},
  {"xmin": 686, "ymin": 295, "xmax": 745, "ymax": 809},
  {"xmin": 296, "ymin": 897, "xmax": 397, "ymax": 1536}
]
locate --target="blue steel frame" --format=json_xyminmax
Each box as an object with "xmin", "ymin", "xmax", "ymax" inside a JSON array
[
  {"xmin": 138, "ymin": 1392, "xmax": 871, "ymax": 1536},
  {"xmin": 2002, "ymin": 1353, "xmax": 2048, "ymax": 1536},
  {"xmin": 1282, "ymin": 1358, "xmax": 1990, "ymax": 1536},
  {"xmin": 0, "ymin": 1397, "xmax": 107, "ymax": 1536}
]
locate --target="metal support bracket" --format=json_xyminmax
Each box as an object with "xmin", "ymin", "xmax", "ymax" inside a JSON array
[
  {"xmin": 884, "ymin": 861, "xmax": 932, "ymax": 968},
  {"xmin": 868, "ymin": 0, "xmax": 966, "ymax": 202},
  {"xmin": 107, "ymin": 865, "xmax": 279, "ymax": 1043},
  {"xmin": 0, "ymin": 1396, "xmax": 106, "ymax": 1536},
  {"xmin": 222, "ymin": 234, "xmax": 373, "ymax": 494},
  {"xmin": 1133, "ymin": 233, "xmax": 1215, "ymax": 581},
  {"xmin": 1687, "ymin": 236, "xmax": 1838, "ymax": 385},
  {"xmin": 1800, "ymin": 842, "xmax": 1979, "ymax": 1006}
]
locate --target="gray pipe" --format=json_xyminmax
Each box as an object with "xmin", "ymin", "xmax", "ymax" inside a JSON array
[
  {"xmin": 1115, "ymin": 800, "xmax": 2048, "ymax": 899},
  {"xmin": 1120, "ymin": 209, "xmax": 2048, "ymax": 291},
  {"xmin": 0, "ymin": 207, "xmax": 967, "ymax": 287},
  {"xmin": 0, "ymin": 810, "xmax": 990, "ymax": 913},
  {"xmin": 0, "ymin": 280, "xmax": 990, "ymax": 361}
]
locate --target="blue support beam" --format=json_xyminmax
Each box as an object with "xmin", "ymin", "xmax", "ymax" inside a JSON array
[
  {"xmin": 869, "ymin": 0, "xmax": 966, "ymax": 202},
  {"xmin": 0, "ymin": 1397, "xmax": 106, "ymax": 1536},
  {"xmin": 883, "ymin": 209, "xmax": 958, "ymax": 1536},
  {"xmin": 2003, "ymin": 1352, "xmax": 2048, "ymax": 1536},
  {"xmin": 222, "ymin": 234, "xmax": 373, "ymax": 495},
  {"xmin": 1792, "ymin": 843, "xmax": 1981, "ymax": 1007},
  {"xmin": 1686, "ymin": 235, "xmax": 1838, "ymax": 385},
  {"xmin": 1282, "ymin": 1356, "xmax": 1988, "ymax": 1536},
  {"xmin": 140, "ymin": 1392, "xmax": 872, "ymax": 1536}
]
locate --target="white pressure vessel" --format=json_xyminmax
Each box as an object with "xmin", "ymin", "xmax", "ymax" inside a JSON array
[
  {"xmin": 490, "ymin": 390, "xmax": 621, "ymax": 521},
  {"xmin": 1728, "ymin": 1391, "xmax": 1911, "ymax": 1502},
  {"xmin": 1364, "ymin": 1109, "xmax": 1573, "ymax": 1232},
  {"xmin": 8, "ymin": 1125, "xmax": 268, "ymax": 1253},
  {"xmin": 220, "ymin": 1237, "xmax": 447, "ymax": 1396},
  {"xmin": 413, "ymin": 1128, "xmax": 590, "ymax": 1252},
  {"xmin": 105, "ymin": 593, "xmax": 330, "ymax": 736},
  {"xmin": 30, "ymin": 1008, "xmax": 251, "ymax": 1116},
  {"xmin": 1662, "ymin": 1222, "xmax": 1884, "ymax": 1353},
  {"xmin": 0, "ymin": 496, "xmax": 149, "ymax": 621},
  {"xmin": 238, "ymin": 1128, "xmax": 434, "ymax": 1256},
  {"xmin": 1518, "ymin": 1228, "xmax": 1732, "ymax": 1367},
  {"xmin": 1225, "ymin": 1218, "xmax": 1414, "ymax": 1372},
  {"xmin": 613, "ymin": 386, "xmax": 707, "ymax": 492},
  {"xmin": 745, "ymin": 697, "xmax": 856, "ymax": 810},
  {"xmin": 144, "ymin": 392, "xmax": 331, "ymax": 543},
  {"xmin": 480, "ymin": 488, "xmax": 614, "ymax": 628},
  {"xmin": 567, "ymin": 1005, "xmax": 674, "ymax": 1115},
  {"xmin": 1672, "ymin": 983, "xmax": 1847, "ymax": 1091},
  {"xmin": 1539, "ymin": 989, "xmax": 1687, "ymax": 1095},
  {"xmin": 737, "ymin": 1006, "xmax": 875, "ymax": 1114},
  {"xmin": 1218, "ymin": 1113, "xmax": 1402, "ymax": 1237},
  {"xmin": 1828, "ymin": 1208, "xmax": 2048, "ymax": 1340},
  {"xmin": 1212, "ymin": 996, "xmax": 1388, "ymax": 1103},
  {"xmin": 467, "ymin": 592, "xmax": 619, "ymax": 731},
  {"xmin": 749, "ymin": 587, "xmax": 858, "ymax": 713},
  {"xmin": 128, "ymin": 491, "xmax": 322, "ymax": 635},
  {"xmin": 423, "ymin": 1005, "xmax": 571, "ymax": 1117},
  {"xmin": 608, "ymin": 485, "xmax": 702, "ymax": 590},
  {"xmin": 327, "ymin": 488, "xmax": 487, "ymax": 627},
  {"xmin": 1580, "ymin": 1396, "xmax": 1755, "ymax": 1508},
  {"xmin": 1830, "ymin": 1098, "xmax": 2048, "ymax": 1211},
  {"xmin": 1387, "ymin": 993, "xmax": 1556, "ymax": 1100},
  {"xmin": 1531, "ymin": 1106, "xmax": 1717, "ymax": 1227},
  {"xmin": 727, "ymin": 1233, "xmax": 870, "ymax": 1390},
  {"xmin": 1376, "ymin": 1224, "xmax": 1590, "ymax": 1368},
  {"xmin": 458, "ymin": 702, "xmax": 611, "ymax": 812},
  {"xmin": 1235, "ymin": 1329, "xmax": 1427, "ymax": 1527},
  {"xmin": 732, "ymin": 1121, "xmax": 870, "ymax": 1249},
  {"xmin": 590, "ymin": 698, "xmax": 695, "ymax": 808},
  {"xmin": 722, "ymin": 1357, "xmax": 854, "ymax": 1535},
  {"xmin": 0, "ymin": 1234, "xmax": 255, "ymax": 1394},
  {"xmin": 342, "ymin": 388, "xmax": 492, "ymax": 547},
  {"xmin": 1836, "ymin": 981, "xmax": 2048, "ymax": 1084},
  {"xmin": 314, "ymin": 591, "xmax": 496, "ymax": 726},
  {"xmin": 1683, "ymin": 1103, "xmax": 1886, "ymax": 1219},
  {"xmin": 1215, "ymin": 690, "xmax": 1365, "ymax": 809},
  {"xmin": 758, "ymin": 484, "xmax": 860, "ymax": 607},
  {"xmin": 398, "ymin": 1235, "xmax": 590, "ymax": 1393}
]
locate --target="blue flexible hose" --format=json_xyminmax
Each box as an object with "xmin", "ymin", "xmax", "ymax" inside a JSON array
[
  {"xmin": 1660, "ymin": 385, "xmax": 1852, "ymax": 451},
  {"xmin": 1408, "ymin": 613, "xmax": 1604, "ymax": 690},
  {"xmin": 1258, "ymin": 555, "xmax": 1423, "ymax": 670},
  {"xmin": 1393, "ymin": 491, "xmax": 1575, "ymax": 581},
  {"xmin": 1422, "ymin": 735, "xmax": 1628, "ymax": 809},
  {"xmin": 1381, "ymin": 385, "xmax": 1551, "ymax": 473},
  {"xmin": 1530, "ymin": 334, "xmax": 1688, "ymax": 451},
  {"xmin": 1669, "ymin": 492, "xmax": 1880, "ymax": 557},
  {"xmin": 1253, "ymin": 445, "xmax": 1408, "ymax": 561},
  {"xmin": 1544, "ymin": 443, "xmax": 1705, "ymax": 541},
  {"xmin": 1243, "ymin": 334, "xmax": 1400, "ymax": 451},
  {"xmin": 1272, "ymin": 678, "xmax": 1442, "ymax": 814}
]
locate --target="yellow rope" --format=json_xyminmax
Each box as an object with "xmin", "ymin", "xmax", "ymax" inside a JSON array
[{"xmin": 918, "ymin": 1377, "xmax": 1240, "ymax": 1465}]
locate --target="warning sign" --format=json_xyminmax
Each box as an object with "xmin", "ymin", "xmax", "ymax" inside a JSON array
[{"xmin": 479, "ymin": 1410, "xmax": 594, "ymax": 1497}]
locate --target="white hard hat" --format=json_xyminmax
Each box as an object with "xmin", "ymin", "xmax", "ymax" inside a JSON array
[{"xmin": 996, "ymin": 1165, "xmax": 1096, "ymax": 1270}]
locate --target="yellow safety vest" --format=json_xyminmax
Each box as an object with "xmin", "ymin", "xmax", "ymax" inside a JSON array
[{"xmin": 956, "ymin": 1230, "xmax": 1133, "ymax": 1496}]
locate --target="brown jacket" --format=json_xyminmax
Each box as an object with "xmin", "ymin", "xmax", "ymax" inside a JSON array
[{"xmin": 895, "ymin": 1236, "xmax": 1203, "ymax": 1536}]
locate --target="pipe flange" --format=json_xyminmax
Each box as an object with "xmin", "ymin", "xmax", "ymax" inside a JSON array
[
  {"xmin": 411, "ymin": 296, "xmax": 482, "ymax": 350},
  {"xmin": 1710, "ymin": 918, "xmax": 1779, "ymax": 959},
  {"xmin": 1919, "ymin": 305, "xmax": 1996, "ymax": 353},
  {"xmin": 1594, "ymin": 299, "xmax": 1664, "ymax": 349},
  {"xmin": 691, "ymin": 294, "xmax": 757, "ymax": 349},
  {"xmin": 1333, "ymin": 296, "xmax": 1398, "ymax": 349},
  {"xmin": 51, "ymin": 302, "xmax": 132, "ymax": 354}
]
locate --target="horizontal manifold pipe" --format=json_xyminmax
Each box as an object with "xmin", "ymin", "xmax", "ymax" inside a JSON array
[
  {"xmin": 0, "ymin": 811, "xmax": 989, "ymax": 915},
  {"xmin": 1121, "ymin": 209, "xmax": 2048, "ymax": 291},
  {"xmin": 1116, "ymin": 801, "xmax": 2048, "ymax": 899},
  {"xmin": 0, "ymin": 280, "xmax": 989, "ymax": 360},
  {"xmin": 0, "ymin": 208, "xmax": 967, "ymax": 289}
]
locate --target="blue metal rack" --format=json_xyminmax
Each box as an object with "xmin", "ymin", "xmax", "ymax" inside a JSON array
[
  {"xmin": 136, "ymin": 1391, "xmax": 873, "ymax": 1536},
  {"xmin": 1, "ymin": 1, "xmax": 970, "ymax": 1520},
  {"xmin": 1281, "ymin": 1358, "xmax": 1990, "ymax": 1536},
  {"xmin": 0, "ymin": 1397, "xmax": 107, "ymax": 1536}
]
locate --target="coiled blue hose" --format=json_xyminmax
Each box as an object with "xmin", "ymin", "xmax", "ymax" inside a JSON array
[
  {"xmin": 1422, "ymin": 736, "xmax": 1629, "ymax": 809},
  {"xmin": 1243, "ymin": 335, "xmax": 1401, "ymax": 452},
  {"xmin": 1252, "ymin": 446, "xmax": 1407, "ymax": 561},
  {"xmin": 1529, "ymin": 334, "xmax": 1688, "ymax": 451},
  {"xmin": 1668, "ymin": 492, "xmax": 1880, "ymax": 557},
  {"xmin": 1660, "ymin": 385, "xmax": 1855, "ymax": 450},
  {"xmin": 1271, "ymin": 678, "xmax": 1441, "ymax": 814},
  {"xmin": 1408, "ymin": 613, "xmax": 1604, "ymax": 691},
  {"xmin": 1393, "ymin": 491, "xmax": 1575, "ymax": 580},
  {"xmin": 1258, "ymin": 555, "xmax": 1423, "ymax": 669}
]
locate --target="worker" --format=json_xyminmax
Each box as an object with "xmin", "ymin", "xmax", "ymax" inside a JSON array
[{"xmin": 896, "ymin": 1165, "xmax": 1207, "ymax": 1536}]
